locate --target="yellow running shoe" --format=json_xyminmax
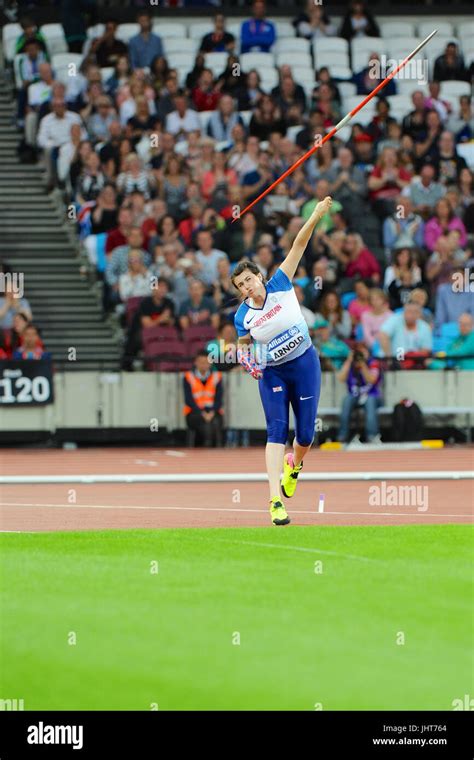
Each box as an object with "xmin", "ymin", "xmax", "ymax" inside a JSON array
[
  {"xmin": 281, "ymin": 452, "xmax": 303, "ymax": 498},
  {"xmin": 269, "ymin": 497, "xmax": 290, "ymax": 526}
]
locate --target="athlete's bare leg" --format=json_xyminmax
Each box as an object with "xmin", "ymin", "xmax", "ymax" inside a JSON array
[{"xmin": 265, "ymin": 441, "xmax": 285, "ymax": 500}]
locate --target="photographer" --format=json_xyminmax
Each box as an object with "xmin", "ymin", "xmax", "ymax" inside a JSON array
[{"xmin": 336, "ymin": 342, "xmax": 382, "ymax": 444}]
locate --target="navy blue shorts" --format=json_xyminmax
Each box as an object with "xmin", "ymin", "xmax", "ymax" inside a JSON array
[{"xmin": 258, "ymin": 346, "xmax": 321, "ymax": 446}]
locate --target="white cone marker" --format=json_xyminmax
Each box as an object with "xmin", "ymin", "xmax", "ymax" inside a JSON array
[{"xmin": 318, "ymin": 494, "xmax": 325, "ymax": 513}]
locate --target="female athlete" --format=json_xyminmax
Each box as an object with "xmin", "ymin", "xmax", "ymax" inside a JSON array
[{"xmin": 232, "ymin": 196, "xmax": 333, "ymax": 525}]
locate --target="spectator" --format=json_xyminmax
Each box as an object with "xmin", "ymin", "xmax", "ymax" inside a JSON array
[
  {"xmin": 179, "ymin": 279, "xmax": 220, "ymax": 331},
  {"xmin": 178, "ymin": 201, "xmax": 205, "ymax": 248},
  {"xmin": 106, "ymin": 226, "xmax": 151, "ymax": 300},
  {"xmin": 211, "ymin": 257, "xmax": 238, "ymax": 321},
  {"xmin": 0, "ymin": 287, "xmax": 32, "ymax": 330},
  {"xmin": 312, "ymin": 316, "xmax": 350, "ymax": 370},
  {"xmin": 429, "ymin": 313, "xmax": 474, "ymax": 371},
  {"xmin": 37, "ymin": 98, "xmax": 85, "ymax": 189},
  {"xmin": 315, "ymin": 290, "xmax": 352, "ymax": 340},
  {"xmin": 384, "ymin": 247, "xmax": 422, "ymax": 292},
  {"xmin": 158, "ymin": 154, "xmax": 188, "ymax": 219},
  {"xmin": 126, "ymin": 95, "xmax": 157, "ymax": 145},
  {"xmin": 402, "ymin": 91, "xmax": 428, "ymax": 143},
  {"xmin": 139, "ymin": 278, "xmax": 176, "ymax": 329},
  {"xmin": 337, "ymin": 343, "xmax": 382, "ymax": 443},
  {"xmin": 90, "ymin": 184, "xmax": 118, "ymax": 234},
  {"xmin": 192, "ymin": 69, "xmax": 222, "ymax": 113},
  {"xmin": 93, "ymin": 18, "xmax": 128, "ymax": 69},
  {"xmin": 128, "ymin": 10, "xmax": 163, "ymax": 70},
  {"xmin": 183, "ymin": 351, "xmax": 223, "ymax": 447},
  {"xmin": 118, "ymin": 250, "xmax": 151, "ymax": 302},
  {"xmin": 342, "ymin": 232, "xmax": 381, "ymax": 283},
  {"xmin": 24, "ymin": 61, "xmax": 54, "ymax": 146},
  {"xmin": 368, "ymin": 147, "xmax": 412, "ymax": 219},
  {"xmin": 302, "ymin": 179, "xmax": 342, "ymax": 230},
  {"xmin": 433, "ymin": 263, "xmax": 474, "ymax": 331},
  {"xmin": 14, "ymin": 16, "xmax": 48, "ymax": 56},
  {"xmin": 339, "ymin": 0, "xmax": 380, "ymax": 40},
  {"xmin": 235, "ymin": 69, "xmax": 264, "ymax": 111},
  {"xmin": 156, "ymin": 75, "xmax": 180, "ymax": 124},
  {"xmin": 293, "ymin": 284, "xmax": 316, "ymax": 329},
  {"xmin": 249, "ymin": 95, "xmax": 286, "ymax": 141},
  {"xmin": 194, "ymin": 229, "xmax": 228, "ymax": 287},
  {"xmin": 272, "ymin": 65, "xmax": 306, "ymax": 115},
  {"xmin": 383, "ymin": 195, "xmax": 425, "ymax": 253},
  {"xmin": 361, "ymin": 288, "xmax": 393, "ymax": 349},
  {"xmin": 117, "ymin": 152, "xmax": 155, "ymax": 200},
  {"xmin": 379, "ymin": 302, "xmax": 433, "ymax": 357},
  {"xmin": 424, "ymin": 81, "xmax": 452, "ymax": 124},
  {"xmin": 12, "ymin": 324, "xmax": 48, "ymax": 360},
  {"xmin": 207, "ymin": 323, "xmax": 239, "ymax": 373},
  {"xmin": 293, "ymin": 1, "xmax": 337, "ymax": 40},
  {"xmin": 200, "ymin": 13, "xmax": 235, "ymax": 53},
  {"xmin": 424, "ymin": 197, "xmax": 467, "ymax": 252},
  {"xmin": 207, "ymin": 95, "xmax": 244, "ymax": 142},
  {"xmin": 165, "ymin": 90, "xmax": 201, "ymax": 142},
  {"xmin": 229, "ymin": 211, "xmax": 261, "ymax": 262},
  {"xmin": 76, "ymin": 152, "xmax": 106, "ymax": 203},
  {"xmin": 353, "ymin": 53, "xmax": 396, "ymax": 97},
  {"xmin": 106, "ymin": 206, "xmax": 133, "ymax": 254},
  {"xmin": 433, "ymin": 130, "xmax": 468, "ymax": 186},
  {"xmin": 348, "ymin": 279, "xmax": 371, "ymax": 326},
  {"xmin": 414, "ymin": 109, "xmax": 443, "ymax": 168},
  {"xmin": 426, "ymin": 233, "xmax": 467, "ymax": 294},
  {"xmin": 86, "ymin": 95, "xmax": 117, "ymax": 143},
  {"xmin": 16, "ymin": 39, "xmax": 47, "ymax": 126},
  {"xmin": 148, "ymin": 214, "xmax": 182, "ymax": 257},
  {"xmin": 326, "ymin": 146, "xmax": 367, "ymax": 224},
  {"xmin": 433, "ymin": 42, "xmax": 468, "ymax": 83},
  {"xmin": 407, "ymin": 163, "xmax": 446, "ymax": 219},
  {"xmin": 5, "ymin": 312, "xmax": 30, "ymax": 357},
  {"xmin": 200, "ymin": 151, "xmax": 238, "ymax": 213},
  {"xmin": 446, "ymin": 96, "xmax": 473, "ymax": 143},
  {"xmin": 150, "ymin": 243, "xmax": 190, "ymax": 309},
  {"xmin": 104, "ymin": 55, "xmax": 132, "ymax": 98},
  {"xmin": 240, "ymin": 0, "xmax": 276, "ymax": 54}
]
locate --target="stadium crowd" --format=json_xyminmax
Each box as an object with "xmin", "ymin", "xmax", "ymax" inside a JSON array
[{"xmin": 3, "ymin": 0, "xmax": 474, "ymax": 377}]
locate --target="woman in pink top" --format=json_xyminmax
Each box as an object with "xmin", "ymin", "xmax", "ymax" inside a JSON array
[
  {"xmin": 342, "ymin": 232, "xmax": 381, "ymax": 283},
  {"xmin": 201, "ymin": 150, "xmax": 238, "ymax": 204},
  {"xmin": 361, "ymin": 288, "xmax": 393, "ymax": 349},
  {"xmin": 424, "ymin": 197, "xmax": 467, "ymax": 252},
  {"xmin": 348, "ymin": 279, "xmax": 371, "ymax": 325}
]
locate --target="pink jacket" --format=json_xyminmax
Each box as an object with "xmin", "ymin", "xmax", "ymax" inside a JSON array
[{"xmin": 424, "ymin": 217, "xmax": 467, "ymax": 252}]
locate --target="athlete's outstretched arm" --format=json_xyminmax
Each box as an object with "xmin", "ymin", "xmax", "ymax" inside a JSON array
[{"xmin": 280, "ymin": 196, "xmax": 332, "ymax": 281}]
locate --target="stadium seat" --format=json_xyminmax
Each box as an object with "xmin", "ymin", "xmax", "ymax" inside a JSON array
[
  {"xmin": 240, "ymin": 52, "xmax": 274, "ymax": 70},
  {"xmin": 258, "ymin": 68, "xmax": 279, "ymax": 92},
  {"xmin": 116, "ymin": 23, "xmax": 139, "ymax": 43},
  {"xmin": 386, "ymin": 37, "xmax": 424, "ymax": 61},
  {"xmin": 326, "ymin": 64, "xmax": 353, "ymax": 81},
  {"xmin": 432, "ymin": 337, "xmax": 450, "ymax": 353},
  {"xmin": 40, "ymin": 23, "xmax": 68, "ymax": 56},
  {"xmin": 418, "ymin": 21, "xmax": 454, "ymax": 38},
  {"xmin": 276, "ymin": 52, "xmax": 312, "ymax": 70},
  {"xmin": 125, "ymin": 297, "xmax": 144, "ymax": 327},
  {"xmin": 2, "ymin": 22, "xmax": 21, "ymax": 63},
  {"xmin": 188, "ymin": 22, "xmax": 213, "ymax": 41},
  {"xmin": 204, "ymin": 52, "xmax": 228, "ymax": 76},
  {"xmin": 152, "ymin": 22, "xmax": 187, "ymax": 39},
  {"xmin": 380, "ymin": 21, "xmax": 415, "ymax": 39},
  {"xmin": 315, "ymin": 51, "xmax": 351, "ymax": 71},
  {"xmin": 86, "ymin": 24, "xmax": 105, "ymax": 39},
  {"xmin": 166, "ymin": 52, "xmax": 197, "ymax": 71},
  {"xmin": 351, "ymin": 37, "xmax": 386, "ymax": 62},
  {"xmin": 274, "ymin": 38, "xmax": 310, "ymax": 55},
  {"xmin": 142, "ymin": 326, "xmax": 180, "ymax": 346},
  {"xmin": 312, "ymin": 37, "xmax": 349, "ymax": 58},
  {"xmin": 52, "ymin": 52, "xmax": 83, "ymax": 72},
  {"xmin": 441, "ymin": 80, "xmax": 471, "ymax": 99},
  {"xmin": 395, "ymin": 80, "xmax": 429, "ymax": 98},
  {"xmin": 182, "ymin": 325, "xmax": 217, "ymax": 344},
  {"xmin": 100, "ymin": 67, "xmax": 115, "ymax": 84},
  {"xmin": 226, "ymin": 21, "xmax": 242, "ymax": 39},
  {"xmin": 338, "ymin": 81, "xmax": 357, "ymax": 99},
  {"xmin": 163, "ymin": 38, "xmax": 198, "ymax": 55},
  {"xmin": 274, "ymin": 21, "xmax": 295, "ymax": 39},
  {"xmin": 198, "ymin": 110, "xmax": 215, "ymax": 134},
  {"xmin": 239, "ymin": 110, "xmax": 252, "ymax": 127}
]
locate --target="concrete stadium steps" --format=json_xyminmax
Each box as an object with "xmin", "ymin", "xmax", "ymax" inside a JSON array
[{"xmin": 0, "ymin": 77, "xmax": 121, "ymax": 371}]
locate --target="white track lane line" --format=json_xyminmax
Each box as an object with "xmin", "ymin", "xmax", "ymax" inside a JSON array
[
  {"xmin": 213, "ymin": 538, "xmax": 380, "ymax": 563},
  {"xmin": 0, "ymin": 502, "xmax": 471, "ymax": 518}
]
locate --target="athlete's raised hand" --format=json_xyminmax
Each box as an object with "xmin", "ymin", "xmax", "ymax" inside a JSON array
[{"xmin": 314, "ymin": 195, "xmax": 333, "ymax": 217}]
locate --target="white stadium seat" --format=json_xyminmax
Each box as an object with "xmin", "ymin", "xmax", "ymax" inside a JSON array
[
  {"xmin": 327, "ymin": 64, "xmax": 353, "ymax": 81},
  {"xmin": 188, "ymin": 22, "xmax": 213, "ymax": 41},
  {"xmin": 52, "ymin": 52, "xmax": 83, "ymax": 71},
  {"xmin": 204, "ymin": 52, "xmax": 229, "ymax": 76},
  {"xmin": 418, "ymin": 21, "xmax": 454, "ymax": 38},
  {"xmin": 395, "ymin": 81, "xmax": 430, "ymax": 98},
  {"xmin": 239, "ymin": 110, "xmax": 252, "ymax": 127},
  {"xmin": 40, "ymin": 23, "xmax": 68, "ymax": 56},
  {"xmin": 152, "ymin": 22, "xmax": 187, "ymax": 39},
  {"xmin": 386, "ymin": 38, "xmax": 423, "ymax": 60},
  {"xmin": 240, "ymin": 52, "xmax": 274, "ymax": 70},
  {"xmin": 351, "ymin": 37, "xmax": 386, "ymax": 61},
  {"xmin": 274, "ymin": 21, "xmax": 295, "ymax": 39},
  {"xmin": 198, "ymin": 110, "xmax": 214, "ymax": 133},
  {"xmin": 380, "ymin": 22, "xmax": 415, "ymax": 39},
  {"xmin": 258, "ymin": 68, "xmax": 279, "ymax": 91},
  {"xmin": 86, "ymin": 24, "xmax": 104, "ymax": 39},
  {"xmin": 116, "ymin": 23, "xmax": 139, "ymax": 43},
  {"xmin": 312, "ymin": 37, "xmax": 349, "ymax": 58},
  {"xmin": 338, "ymin": 81, "xmax": 357, "ymax": 99},
  {"xmin": 226, "ymin": 22, "xmax": 242, "ymax": 39},
  {"xmin": 274, "ymin": 38, "xmax": 310, "ymax": 55},
  {"xmin": 276, "ymin": 52, "xmax": 312, "ymax": 69},
  {"xmin": 166, "ymin": 52, "xmax": 196, "ymax": 70},
  {"xmin": 2, "ymin": 23, "xmax": 22, "ymax": 62},
  {"xmin": 441, "ymin": 80, "xmax": 472, "ymax": 99},
  {"xmin": 100, "ymin": 67, "xmax": 115, "ymax": 84},
  {"xmin": 163, "ymin": 38, "xmax": 198, "ymax": 55},
  {"xmin": 315, "ymin": 51, "xmax": 351, "ymax": 70}
]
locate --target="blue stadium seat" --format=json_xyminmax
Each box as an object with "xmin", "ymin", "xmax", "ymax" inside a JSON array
[
  {"xmin": 341, "ymin": 292, "xmax": 356, "ymax": 309},
  {"xmin": 440, "ymin": 322, "xmax": 460, "ymax": 340}
]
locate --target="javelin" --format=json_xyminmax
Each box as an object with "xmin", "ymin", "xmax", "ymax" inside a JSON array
[{"xmin": 234, "ymin": 29, "xmax": 438, "ymax": 220}]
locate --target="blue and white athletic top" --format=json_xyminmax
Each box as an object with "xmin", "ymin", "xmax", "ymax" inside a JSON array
[{"xmin": 234, "ymin": 267, "xmax": 312, "ymax": 366}]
